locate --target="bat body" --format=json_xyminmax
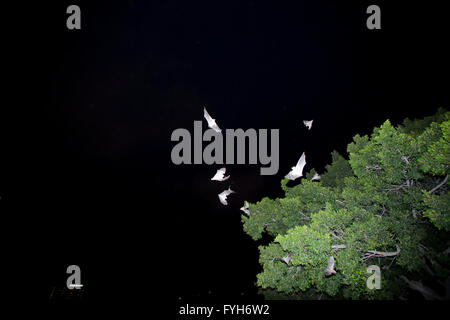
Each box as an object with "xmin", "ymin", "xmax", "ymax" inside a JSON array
[
  {"xmin": 285, "ymin": 152, "xmax": 306, "ymax": 181},
  {"xmin": 218, "ymin": 187, "xmax": 235, "ymax": 205},
  {"xmin": 211, "ymin": 167, "xmax": 230, "ymax": 181},
  {"xmin": 324, "ymin": 256, "xmax": 336, "ymax": 276},
  {"xmin": 240, "ymin": 201, "xmax": 250, "ymax": 216},
  {"xmin": 303, "ymin": 120, "xmax": 313, "ymax": 130},
  {"xmin": 281, "ymin": 254, "xmax": 292, "ymax": 264},
  {"xmin": 311, "ymin": 172, "xmax": 321, "ymax": 181}
]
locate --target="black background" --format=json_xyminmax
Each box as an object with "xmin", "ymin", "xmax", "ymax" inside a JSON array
[{"xmin": 2, "ymin": 0, "xmax": 449, "ymax": 311}]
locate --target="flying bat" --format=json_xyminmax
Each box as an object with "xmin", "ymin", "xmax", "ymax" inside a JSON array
[
  {"xmin": 211, "ymin": 167, "xmax": 230, "ymax": 181},
  {"xmin": 303, "ymin": 120, "xmax": 313, "ymax": 130},
  {"xmin": 281, "ymin": 254, "xmax": 292, "ymax": 265},
  {"xmin": 285, "ymin": 152, "xmax": 306, "ymax": 181},
  {"xmin": 240, "ymin": 201, "xmax": 250, "ymax": 216},
  {"xmin": 204, "ymin": 108, "xmax": 222, "ymax": 133},
  {"xmin": 324, "ymin": 256, "xmax": 336, "ymax": 277},
  {"xmin": 218, "ymin": 187, "xmax": 235, "ymax": 206},
  {"xmin": 311, "ymin": 172, "xmax": 321, "ymax": 181}
]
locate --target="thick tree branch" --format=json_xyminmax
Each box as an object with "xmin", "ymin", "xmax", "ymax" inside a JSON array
[
  {"xmin": 331, "ymin": 244, "xmax": 346, "ymax": 251},
  {"xmin": 366, "ymin": 245, "xmax": 401, "ymax": 257},
  {"xmin": 362, "ymin": 245, "xmax": 400, "ymax": 262}
]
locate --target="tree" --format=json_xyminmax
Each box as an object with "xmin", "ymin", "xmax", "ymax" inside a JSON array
[{"xmin": 242, "ymin": 110, "xmax": 450, "ymax": 299}]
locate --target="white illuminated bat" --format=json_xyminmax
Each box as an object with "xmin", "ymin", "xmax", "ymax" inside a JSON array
[
  {"xmin": 285, "ymin": 152, "xmax": 306, "ymax": 181},
  {"xmin": 240, "ymin": 201, "xmax": 250, "ymax": 216},
  {"xmin": 211, "ymin": 168, "xmax": 230, "ymax": 181},
  {"xmin": 303, "ymin": 120, "xmax": 313, "ymax": 130},
  {"xmin": 324, "ymin": 256, "xmax": 336, "ymax": 276},
  {"xmin": 218, "ymin": 187, "xmax": 235, "ymax": 206},
  {"xmin": 204, "ymin": 108, "xmax": 222, "ymax": 133},
  {"xmin": 281, "ymin": 254, "xmax": 292, "ymax": 265},
  {"xmin": 311, "ymin": 172, "xmax": 321, "ymax": 181}
]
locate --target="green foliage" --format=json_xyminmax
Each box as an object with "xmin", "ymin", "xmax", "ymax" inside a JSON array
[
  {"xmin": 422, "ymin": 191, "xmax": 450, "ymax": 231},
  {"xmin": 321, "ymin": 151, "xmax": 353, "ymax": 189},
  {"xmin": 242, "ymin": 109, "xmax": 450, "ymax": 299},
  {"xmin": 398, "ymin": 107, "xmax": 448, "ymax": 137},
  {"xmin": 418, "ymin": 119, "xmax": 450, "ymax": 176}
]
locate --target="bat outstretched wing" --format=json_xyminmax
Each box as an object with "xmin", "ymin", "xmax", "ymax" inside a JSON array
[
  {"xmin": 296, "ymin": 152, "xmax": 306, "ymax": 169},
  {"xmin": 204, "ymin": 108, "xmax": 213, "ymax": 123}
]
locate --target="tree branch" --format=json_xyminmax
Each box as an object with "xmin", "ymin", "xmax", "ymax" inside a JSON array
[
  {"xmin": 331, "ymin": 244, "xmax": 346, "ymax": 251},
  {"xmin": 362, "ymin": 245, "xmax": 400, "ymax": 262},
  {"xmin": 335, "ymin": 199, "xmax": 345, "ymax": 207},
  {"xmin": 400, "ymin": 276, "xmax": 443, "ymax": 300},
  {"xmin": 298, "ymin": 211, "xmax": 310, "ymax": 221},
  {"xmin": 429, "ymin": 175, "xmax": 449, "ymax": 194},
  {"xmin": 366, "ymin": 245, "xmax": 400, "ymax": 257}
]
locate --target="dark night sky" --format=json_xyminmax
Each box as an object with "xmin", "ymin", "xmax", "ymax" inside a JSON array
[{"xmin": 2, "ymin": 0, "xmax": 449, "ymax": 305}]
